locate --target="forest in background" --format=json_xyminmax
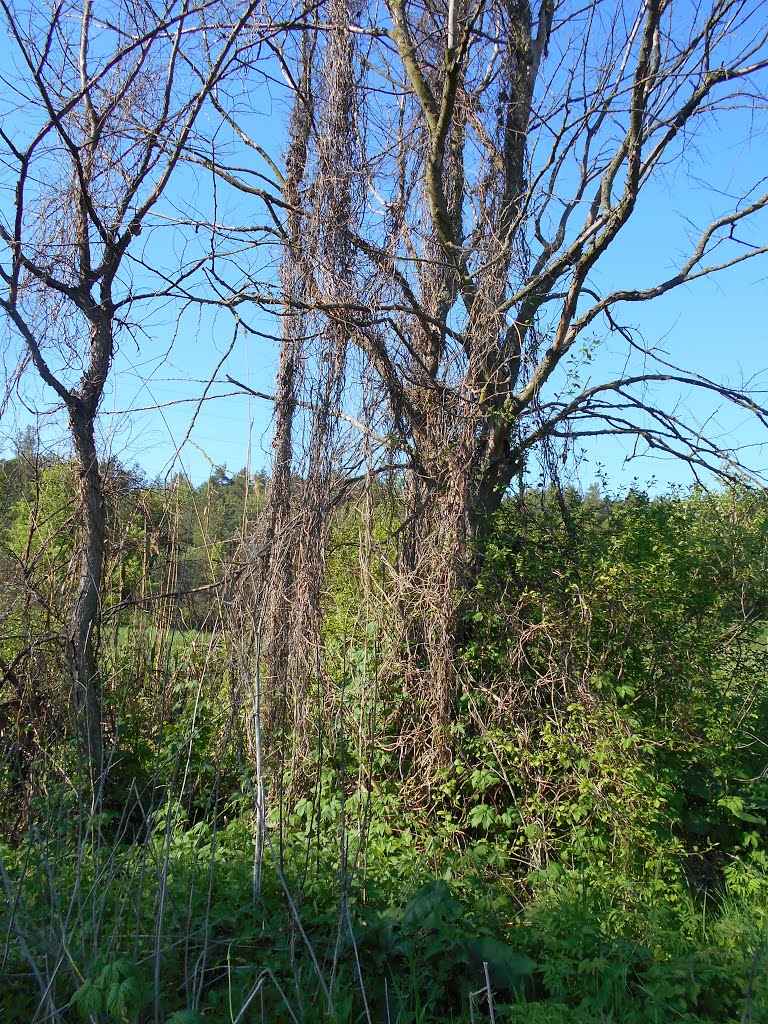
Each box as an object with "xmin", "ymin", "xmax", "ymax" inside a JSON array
[{"xmin": 1, "ymin": 435, "xmax": 768, "ymax": 1023}]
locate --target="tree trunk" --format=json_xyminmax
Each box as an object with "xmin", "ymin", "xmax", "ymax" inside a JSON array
[
  {"xmin": 390, "ymin": 424, "xmax": 526, "ymax": 763},
  {"xmin": 67, "ymin": 402, "xmax": 105, "ymax": 787}
]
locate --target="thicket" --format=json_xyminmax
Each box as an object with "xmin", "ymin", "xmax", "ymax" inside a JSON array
[{"xmin": 1, "ymin": 449, "xmax": 767, "ymax": 1023}]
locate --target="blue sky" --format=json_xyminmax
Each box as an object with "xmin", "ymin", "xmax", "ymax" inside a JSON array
[
  {"xmin": 88, "ymin": 117, "xmax": 767, "ymax": 493},
  {"xmin": 5, "ymin": 136, "xmax": 766, "ymax": 492},
  {"xmin": 2, "ymin": 10, "xmax": 767, "ymax": 494}
]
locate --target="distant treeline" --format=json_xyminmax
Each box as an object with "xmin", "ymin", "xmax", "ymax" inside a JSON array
[{"xmin": 0, "ymin": 432, "xmax": 268, "ymax": 631}]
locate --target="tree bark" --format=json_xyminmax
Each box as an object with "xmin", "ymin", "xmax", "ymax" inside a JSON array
[{"xmin": 67, "ymin": 401, "xmax": 106, "ymax": 785}]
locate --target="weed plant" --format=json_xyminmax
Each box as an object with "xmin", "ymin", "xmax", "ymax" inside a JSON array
[{"xmin": 2, "ymin": 474, "xmax": 768, "ymax": 1021}]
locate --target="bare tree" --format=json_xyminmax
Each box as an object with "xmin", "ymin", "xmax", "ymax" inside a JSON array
[
  {"xmin": 0, "ymin": 0, "xmax": 264, "ymax": 786},
  {"xmin": 173, "ymin": 1, "xmax": 768, "ymax": 759}
]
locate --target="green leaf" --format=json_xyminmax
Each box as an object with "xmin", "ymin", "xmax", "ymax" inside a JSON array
[
  {"xmin": 106, "ymin": 975, "xmax": 141, "ymax": 1020},
  {"xmin": 401, "ymin": 880, "xmax": 463, "ymax": 931},
  {"xmin": 731, "ymin": 807, "xmax": 765, "ymax": 825},
  {"xmin": 99, "ymin": 958, "xmax": 130, "ymax": 988},
  {"xmin": 468, "ymin": 803, "xmax": 496, "ymax": 828},
  {"xmin": 719, "ymin": 796, "xmax": 766, "ymax": 824},
  {"xmin": 464, "ymin": 936, "xmax": 535, "ymax": 991},
  {"xmin": 72, "ymin": 979, "xmax": 103, "ymax": 1021}
]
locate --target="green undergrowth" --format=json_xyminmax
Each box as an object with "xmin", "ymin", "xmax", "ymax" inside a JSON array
[
  {"xmin": 3, "ymin": 483, "xmax": 768, "ymax": 1020},
  {"xmin": 2, "ymin": 777, "xmax": 767, "ymax": 1023}
]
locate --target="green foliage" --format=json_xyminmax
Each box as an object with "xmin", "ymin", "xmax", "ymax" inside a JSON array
[
  {"xmin": 4, "ymin": 773, "xmax": 767, "ymax": 1024},
  {"xmin": 3, "ymin": 467, "xmax": 768, "ymax": 1022},
  {"xmin": 459, "ymin": 484, "xmax": 768, "ymax": 876},
  {"xmin": 510, "ymin": 866, "xmax": 768, "ymax": 1024},
  {"xmin": 356, "ymin": 879, "xmax": 534, "ymax": 1016},
  {"xmin": 71, "ymin": 958, "xmax": 147, "ymax": 1022},
  {"xmin": 0, "ymin": 459, "xmax": 77, "ymax": 666},
  {"xmin": 321, "ymin": 490, "xmax": 395, "ymax": 671}
]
